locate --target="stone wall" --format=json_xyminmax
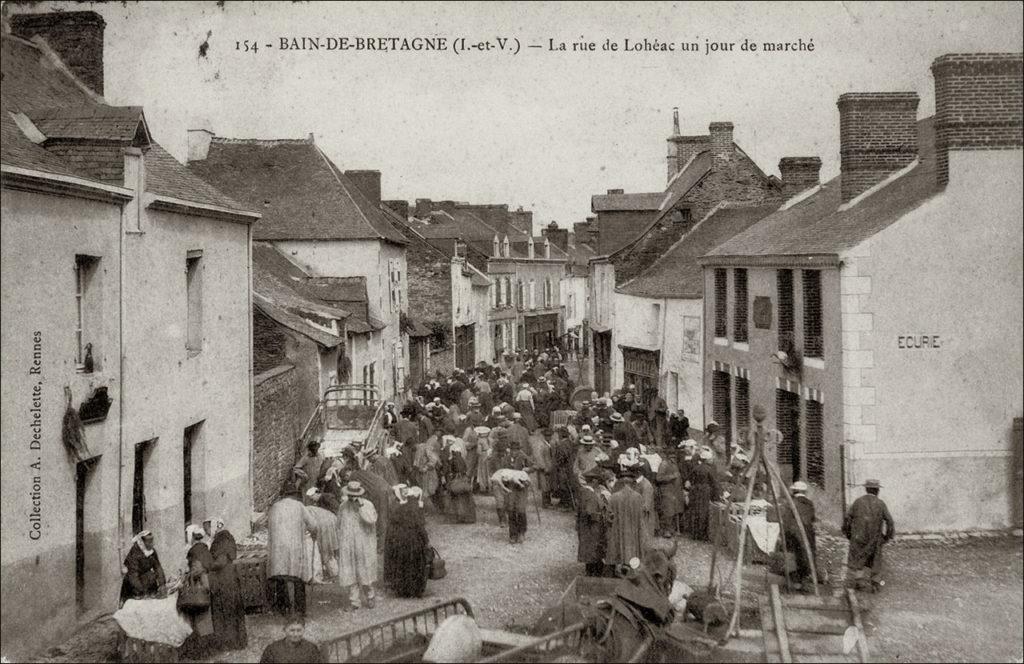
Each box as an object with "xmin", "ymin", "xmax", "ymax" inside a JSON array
[{"xmin": 253, "ymin": 364, "xmax": 302, "ymax": 512}]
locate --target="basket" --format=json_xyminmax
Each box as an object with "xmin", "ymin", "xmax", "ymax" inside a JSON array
[
  {"xmin": 119, "ymin": 635, "xmax": 179, "ymax": 663},
  {"xmin": 236, "ymin": 549, "xmax": 268, "ymax": 612}
]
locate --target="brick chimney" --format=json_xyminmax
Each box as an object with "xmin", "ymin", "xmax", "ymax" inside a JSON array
[
  {"xmin": 383, "ymin": 199, "xmax": 410, "ymax": 219},
  {"xmin": 414, "ymin": 199, "xmax": 433, "ymax": 218},
  {"xmin": 11, "ymin": 11, "xmax": 106, "ymax": 96},
  {"xmin": 344, "ymin": 170, "xmax": 381, "ymax": 205},
  {"xmin": 708, "ymin": 122, "xmax": 734, "ymax": 160},
  {"xmin": 667, "ymin": 135, "xmax": 711, "ymax": 182},
  {"xmin": 837, "ymin": 92, "xmax": 919, "ymax": 203},
  {"xmin": 187, "ymin": 119, "xmax": 214, "ymax": 162},
  {"xmin": 542, "ymin": 221, "xmax": 569, "ymax": 253},
  {"xmin": 931, "ymin": 53, "xmax": 1023, "ymax": 187},
  {"xmin": 778, "ymin": 157, "xmax": 822, "ymax": 196}
]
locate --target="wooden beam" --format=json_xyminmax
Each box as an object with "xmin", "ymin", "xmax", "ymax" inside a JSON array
[
  {"xmin": 846, "ymin": 588, "xmax": 871, "ymax": 663},
  {"xmin": 770, "ymin": 584, "xmax": 793, "ymax": 663}
]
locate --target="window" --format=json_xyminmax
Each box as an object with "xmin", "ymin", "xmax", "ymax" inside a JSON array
[
  {"xmin": 806, "ymin": 400, "xmax": 824, "ymax": 488},
  {"xmin": 491, "ymin": 282, "xmax": 498, "ymax": 309},
  {"xmin": 529, "ymin": 280, "xmax": 536, "ymax": 309},
  {"xmin": 672, "ymin": 207, "xmax": 693, "ymax": 225},
  {"xmin": 75, "ymin": 255, "xmax": 101, "ymax": 372},
  {"xmin": 803, "ymin": 270, "xmax": 823, "ymax": 358},
  {"xmin": 186, "ymin": 251, "xmax": 203, "ymax": 354},
  {"xmin": 362, "ymin": 362, "xmax": 376, "ymax": 403},
  {"xmin": 735, "ymin": 375, "xmax": 750, "ymax": 439},
  {"xmin": 517, "ymin": 280, "xmax": 525, "ymax": 311},
  {"xmin": 712, "ymin": 370, "xmax": 732, "ymax": 444},
  {"xmin": 777, "ymin": 269, "xmax": 794, "ymax": 348},
  {"xmin": 733, "ymin": 269, "xmax": 748, "ymax": 342},
  {"xmin": 714, "ymin": 268, "xmax": 728, "ymax": 338},
  {"xmin": 183, "ymin": 422, "xmax": 203, "ymax": 525},
  {"xmin": 388, "ymin": 259, "xmax": 402, "ymax": 313},
  {"xmin": 132, "ymin": 439, "xmax": 156, "ymax": 534},
  {"xmin": 775, "ymin": 389, "xmax": 801, "ymax": 476}
]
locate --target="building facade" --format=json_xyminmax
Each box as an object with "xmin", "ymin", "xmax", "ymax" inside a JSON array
[
  {"xmin": 701, "ymin": 53, "xmax": 1023, "ymax": 532},
  {"xmin": 1, "ymin": 14, "xmax": 258, "ymax": 657}
]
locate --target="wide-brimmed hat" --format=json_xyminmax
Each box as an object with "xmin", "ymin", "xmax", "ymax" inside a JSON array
[
  {"xmin": 580, "ymin": 435, "xmax": 596, "ymax": 445},
  {"xmin": 342, "ymin": 481, "xmax": 366, "ymax": 497},
  {"xmin": 610, "ymin": 412, "xmax": 624, "ymax": 422},
  {"xmin": 682, "ymin": 439, "xmax": 697, "ymax": 448},
  {"xmin": 790, "ymin": 481, "xmax": 809, "ymax": 493},
  {"xmin": 468, "ymin": 397, "xmax": 480, "ymax": 406},
  {"xmin": 699, "ymin": 448, "xmax": 713, "ymax": 460},
  {"xmin": 491, "ymin": 406, "xmax": 503, "ymax": 415},
  {"xmin": 706, "ymin": 420, "xmax": 720, "ymax": 430},
  {"xmin": 864, "ymin": 479, "xmax": 882, "ymax": 489},
  {"xmin": 474, "ymin": 426, "xmax": 492, "ymax": 436}
]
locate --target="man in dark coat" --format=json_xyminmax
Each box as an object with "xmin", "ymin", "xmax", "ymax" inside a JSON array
[
  {"xmin": 605, "ymin": 465, "xmax": 647, "ymax": 570},
  {"xmin": 203, "ymin": 518, "xmax": 248, "ymax": 651},
  {"xmin": 669, "ymin": 409, "xmax": 690, "ymax": 444},
  {"xmin": 577, "ymin": 467, "xmax": 611, "ymax": 576},
  {"xmin": 688, "ymin": 449, "xmax": 721, "ymax": 542},
  {"xmin": 843, "ymin": 479, "xmax": 895, "ymax": 592}
]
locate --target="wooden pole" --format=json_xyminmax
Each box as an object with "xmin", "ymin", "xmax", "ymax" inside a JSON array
[
  {"xmin": 763, "ymin": 460, "xmax": 819, "ymax": 596},
  {"xmin": 722, "ymin": 426, "xmax": 761, "ymax": 642},
  {"xmin": 764, "ymin": 455, "xmax": 792, "ymax": 591}
]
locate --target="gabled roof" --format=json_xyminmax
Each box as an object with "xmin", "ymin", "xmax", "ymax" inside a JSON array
[
  {"xmin": 619, "ymin": 203, "xmax": 777, "ymax": 298},
  {"xmin": 705, "ymin": 117, "xmax": 939, "ymax": 262},
  {"xmin": 414, "ymin": 207, "xmax": 530, "ymax": 243},
  {"xmin": 29, "ymin": 105, "xmax": 150, "ymax": 144},
  {"xmin": 1, "ymin": 32, "xmax": 249, "ymax": 214},
  {"xmin": 654, "ymin": 151, "xmax": 715, "ymax": 219},
  {"xmin": 305, "ymin": 275, "xmax": 385, "ymax": 332},
  {"xmin": 186, "ymin": 137, "xmax": 406, "ymax": 244},
  {"xmin": 253, "ymin": 242, "xmax": 347, "ymax": 348},
  {"xmin": 591, "ymin": 192, "xmax": 664, "ymax": 212}
]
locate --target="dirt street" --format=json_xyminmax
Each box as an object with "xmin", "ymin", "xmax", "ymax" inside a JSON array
[{"xmin": 30, "ymin": 495, "xmax": 1023, "ymax": 663}]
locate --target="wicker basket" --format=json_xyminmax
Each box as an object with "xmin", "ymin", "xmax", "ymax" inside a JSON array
[{"xmin": 236, "ymin": 549, "xmax": 268, "ymax": 613}]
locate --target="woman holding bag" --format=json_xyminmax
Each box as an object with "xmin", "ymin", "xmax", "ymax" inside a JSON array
[
  {"xmin": 384, "ymin": 484, "xmax": 431, "ymax": 598},
  {"xmin": 179, "ymin": 524, "xmax": 215, "ymax": 659},
  {"xmin": 203, "ymin": 517, "xmax": 248, "ymax": 652}
]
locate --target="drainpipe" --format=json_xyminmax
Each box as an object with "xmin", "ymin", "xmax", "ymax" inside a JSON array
[{"xmin": 247, "ymin": 223, "xmax": 255, "ymax": 530}]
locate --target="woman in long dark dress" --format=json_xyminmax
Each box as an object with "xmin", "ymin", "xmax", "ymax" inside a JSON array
[
  {"xmin": 383, "ymin": 485, "xmax": 431, "ymax": 598},
  {"xmin": 203, "ymin": 517, "xmax": 248, "ymax": 651},
  {"xmin": 119, "ymin": 530, "xmax": 166, "ymax": 605},
  {"xmin": 446, "ymin": 440, "xmax": 477, "ymax": 524},
  {"xmin": 181, "ymin": 525, "xmax": 216, "ymax": 659},
  {"xmin": 688, "ymin": 449, "xmax": 722, "ymax": 542}
]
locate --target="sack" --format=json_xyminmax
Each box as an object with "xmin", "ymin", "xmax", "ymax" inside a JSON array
[
  {"xmin": 175, "ymin": 575, "xmax": 210, "ymax": 613},
  {"xmin": 426, "ymin": 547, "xmax": 447, "ymax": 580},
  {"xmin": 448, "ymin": 476, "xmax": 472, "ymax": 496}
]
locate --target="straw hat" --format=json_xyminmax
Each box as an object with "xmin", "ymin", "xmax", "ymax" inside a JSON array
[{"xmin": 342, "ymin": 481, "xmax": 366, "ymax": 497}]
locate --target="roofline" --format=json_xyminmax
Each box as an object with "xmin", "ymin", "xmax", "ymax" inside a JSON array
[
  {"xmin": 26, "ymin": 35, "xmax": 107, "ymax": 105},
  {"xmin": 607, "ymin": 168, "xmax": 713, "ymax": 261},
  {"xmin": 613, "ymin": 288, "xmax": 702, "ymax": 300},
  {"xmin": 1, "ymin": 162, "xmax": 134, "ymax": 202},
  {"xmin": 313, "ymin": 145, "xmax": 408, "ymax": 246},
  {"xmin": 697, "ymin": 254, "xmax": 841, "ymax": 268},
  {"xmin": 616, "ymin": 201, "xmax": 729, "ymax": 293},
  {"xmin": 253, "ymin": 297, "xmax": 343, "ymax": 349},
  {"xmin": 146, "ymin": 193, "xmax": 261, "ymax": 224}
]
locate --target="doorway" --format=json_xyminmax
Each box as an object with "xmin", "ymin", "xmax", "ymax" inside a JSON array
[
  {"xmin": 776, "ymin": 389, "xmax": 801, "ymax": 484},
  {"xmin": 75, "ymin": 458, "xmax": 98, "ymax": 612}
]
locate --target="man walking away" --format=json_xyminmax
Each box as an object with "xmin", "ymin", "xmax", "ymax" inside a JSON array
[
  {"xmin": 776, "ymin": 481, "xmax": 818, "ymax": 590},
  {"xmin": 843, "ymin": 479, "xmax": 894, "ymax": 593}
]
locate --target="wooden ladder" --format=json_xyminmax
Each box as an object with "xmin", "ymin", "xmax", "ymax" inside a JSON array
[{"xmin": 759, "ymin": 584, "xmax": 870, "ymax": 663}]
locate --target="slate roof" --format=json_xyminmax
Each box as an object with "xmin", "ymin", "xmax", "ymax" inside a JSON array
[
  {"xmin": 415, "ymin": 208, "xmax": 530, "ymax": 242},
  {"xmin": 253, "ymin": 242, "xmax": 348, "ymax": 347},
  {"xmin": 619, "ymin": 204, "xmax": 778, "ymax": 298},
  {"xmin": 187, "ymin": 138, "xmax": 406, "ymax": 243},
  {"xmin": 305, "ymin": 276, "xmax": 384, "ymax": 332},
  {"xmin": 1, "ymin": 32, "xmax": 248, "ymax": 213},
  {"xmin": 29, "ymin": 105, "xmax": 149, "ymax": 143},
  {"xmin": 705, "ymin": 118, "xmax": 938, "ymax": 261},
  {"xmin": 591, "ymin": 192, "xmax": 664, "ymax": 212}
]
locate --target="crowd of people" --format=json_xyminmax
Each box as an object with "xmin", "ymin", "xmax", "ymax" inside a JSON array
[{"xmin": 114, "ymin": 345, "xmax": 896, "ymax": 661}]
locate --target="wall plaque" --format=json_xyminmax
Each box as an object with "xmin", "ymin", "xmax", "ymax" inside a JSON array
[{"xmin": 753, "ymin": 296, "xmax": 773, "ymax": 329}]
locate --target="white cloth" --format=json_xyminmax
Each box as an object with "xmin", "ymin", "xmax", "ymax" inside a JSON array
[
  {"xmin": 114, "ymin": 596, "xmax": 193, "ymax": 647},
  {"xmin": 745, "ymin": 515, "xmax": 781, "ymax": 554},
  {"xmin": 640, "ymin": 453, "xmax": 662, "ymax": 473}
]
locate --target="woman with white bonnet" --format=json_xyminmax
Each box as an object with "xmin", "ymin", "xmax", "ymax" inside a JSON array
[
  {"xmin": 688, "ymin": 447, "xmax": 723, "ymax": 542},
  {"xmin": 202, "ymin": 516, "xmax": 248, "ymax": 651},
  {"xmin": 384, "ymin": 484, "xmax": 431, "ymax": 598},
  {"xmin": 119, "ymin": 530, "xmax": 166, "ymax": 606},
  {"xmin": 180, "ymin": 524, "xmax": 215, "ymax": 658}
]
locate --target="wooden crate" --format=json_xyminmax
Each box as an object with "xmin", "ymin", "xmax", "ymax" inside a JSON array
[{"xmin": 236, "ymin": 550, "xmax": 268, "ymax": 613}]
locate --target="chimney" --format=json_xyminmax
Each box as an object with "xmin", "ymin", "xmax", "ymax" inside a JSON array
[
  {"xmin": 187, "ymin": 126, "xmax": 214, "ymax": 162},
  {"xmin": 344, "ymin": 170, "xmax": 381, "ymax": 205},
  {"xmin": 606, "ymin": 188, "xmax": 624, "ymax": 195},
  {"xmin": 414, "ymin": 199, "xmax": 433, "ymax": 219},
  {"xmin": 493, "ymin": 234, "xmax": 500, "ymax": 258},
  {"xmin": 543, "ymin": 237, "xmax": 551, "ymax": 259},
  {"xmin": 778, "ymin": 157, "xmax": 822, "ymax": 196},
  {"xmin": 527, "ymin": 235, "xmax": 535, "ymax": 259},
  {"xmin": 708, "ymin": 122, "xmax": 734, "ymax": 160},
  {"xmin": 931, "ymin": 53, "xmax": 1023, "ymax": 187},
  {"xmin": 542, "ymin": 221, "xmax": 570, "ymax": 254},
  {"xmin": 672, "ymin": 107, "xmax": 680, "ymax": 136},
  {"xmin": 11, "ymin": 11, "xmax": 106, "ymax": 96},
  {"xmin": 438, "ymin": 200, "xmax": 457, "ymax": 215},
  {"xmin": 383, "ymin": 199, "xmax": 410, "ymax": 219},
  {"xmin": 837, "ymin": 92, "xmax": 919, "ymax": 203}
]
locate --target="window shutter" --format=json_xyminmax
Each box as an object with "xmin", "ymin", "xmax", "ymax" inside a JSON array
[
  {"xmin": 529, "ymin": 281, "xmax": 536, "ymax": 309},
  {"xmin": 714, "ymin": 269, "xmax": 728, "ymax": 338}
]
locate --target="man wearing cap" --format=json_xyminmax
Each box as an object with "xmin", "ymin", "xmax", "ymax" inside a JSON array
[
  {"xmin": 577, "ymin": 467, "xmax": 611, "ymax": 576},
  {"xmin": 843, "ymin": 479, "xmax": 895, "ymax": 593},
  {"xmin": 336, "ymin": 481, "xmax": 379, "ymax": 610},
  {"xmin": 610, "ymin": 411, "xmax": 629, "ymax": 445},
  {"xmin": 574, "ymin": 434, "xmax": 607, "ymax": 488},
  {"xmin": 774, "ymin": 481, "xmax": 818, "ymax": 589},
  {"xmin": 703, "ymin": 421, "xmax": 728, "ymax": 462},
  {"xmin": 550, "ymin": 428, "xmax": 576, "ymax": 510},
  {"xmin": 669, "ymin": 408, "xmax": 690, "ymax": 444},
  {"xmin": 508, "ymin": 412, "xmax": 530, "ymax": 450}
]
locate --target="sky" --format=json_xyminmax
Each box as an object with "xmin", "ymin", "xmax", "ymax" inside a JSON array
[{"xmin": 8, "ymin": 1, "xmax": 1023, "ymax": 231}]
